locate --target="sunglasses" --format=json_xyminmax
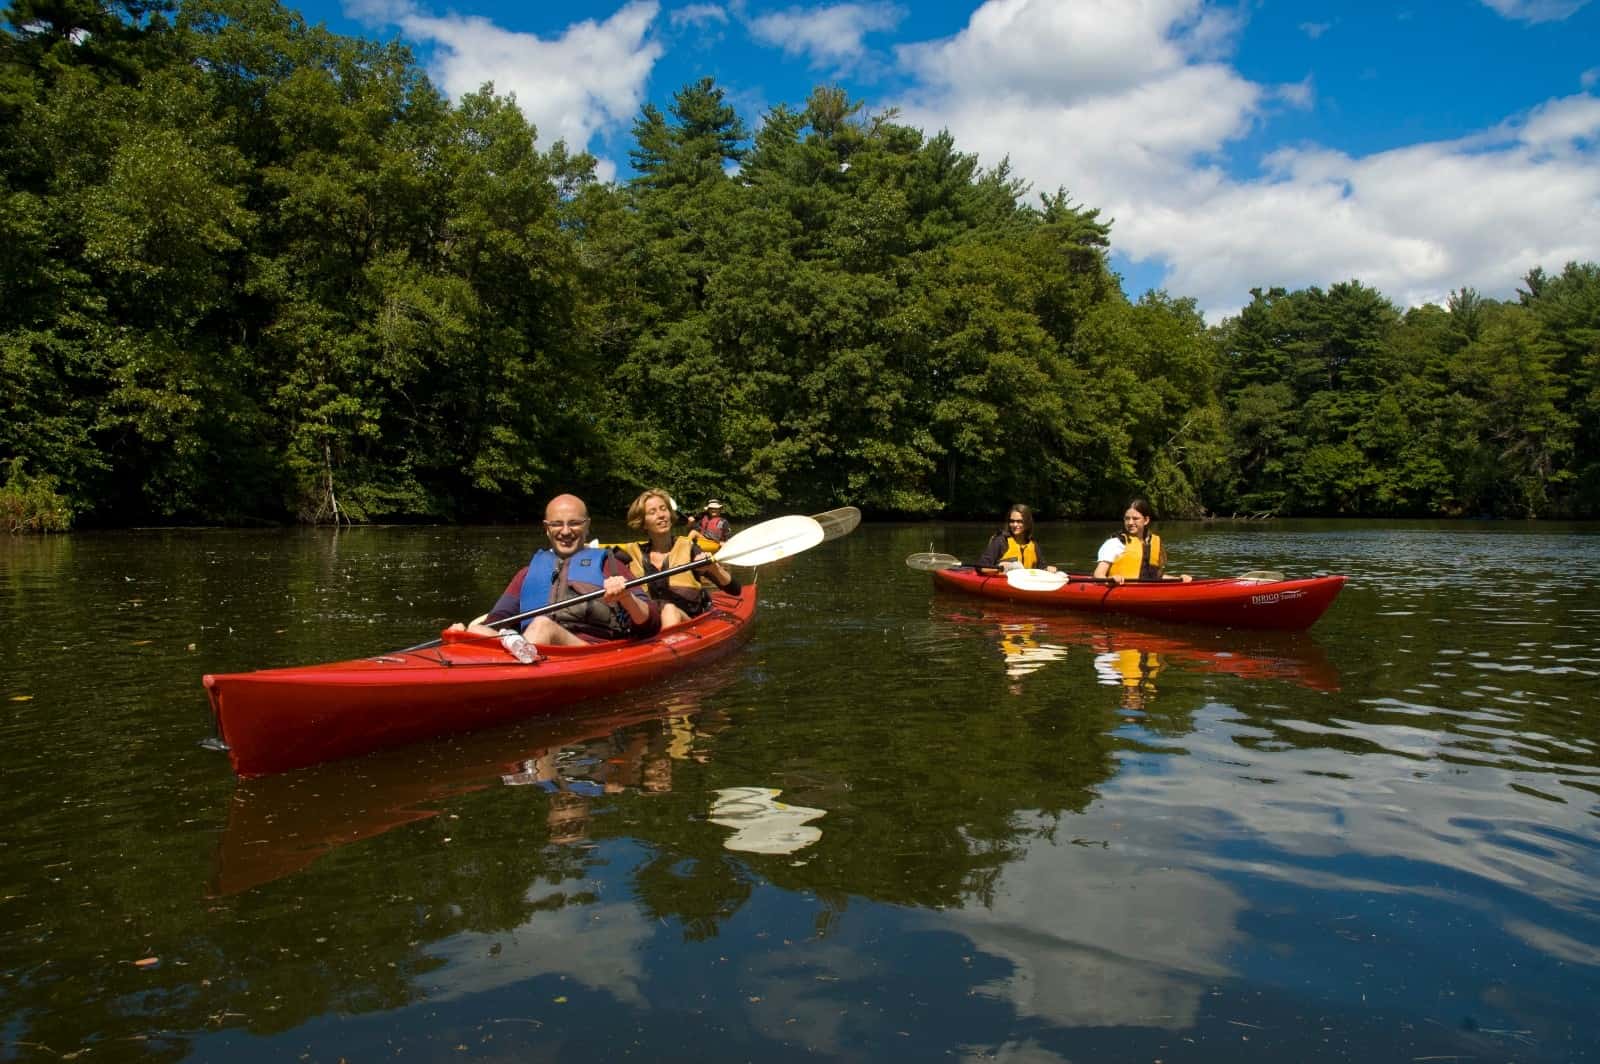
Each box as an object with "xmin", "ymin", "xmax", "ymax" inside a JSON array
[{"xmin": 543, "ymin": 519, "xmax": 590, "ymax": 531}]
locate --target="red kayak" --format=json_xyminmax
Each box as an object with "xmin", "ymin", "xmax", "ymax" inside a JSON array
[
  {"xmin": 930, "ymin": 567, "xmax": 1344, "ymax": 630},
  {"xmin": 203, "ymin": 586, "xmax": 757, "ymax": 777}
]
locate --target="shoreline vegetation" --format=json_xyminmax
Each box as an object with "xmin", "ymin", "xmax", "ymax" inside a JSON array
[{"xmin": 4, "ymin": 0, "xmax": 1598, "ymax": 533}]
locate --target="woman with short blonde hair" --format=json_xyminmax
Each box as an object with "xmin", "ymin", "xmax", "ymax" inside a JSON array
[{"xmin": 619, "ymin": 488, "xmax": 740, "ymax": 629}]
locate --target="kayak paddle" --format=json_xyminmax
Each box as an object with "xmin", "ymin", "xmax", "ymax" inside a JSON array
[
  {"xmin": 907, "ymin": 554, "xmax": 1062, "ymax": 585},
  {"xmin": 813, "ymin": 506, "xmax": 861, "ymax": 543},
  {"xmin": 403, "ymin": 514, "xmax": 827, "ymax": 653},
  {"xmin": 905, "ymin": 551, "xmax": 966, "ymax": 572},
  {"xmin": 1005, "ymin": 567, "xmax": 1072, "ymax": 591}
]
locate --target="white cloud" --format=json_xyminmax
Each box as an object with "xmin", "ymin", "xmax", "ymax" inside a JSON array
[
  {"xmin": 1479, "ymin": 0, "xmax": 1591, "ymax": 23},
  {"xmin": 894, "ymin": 0, "xmax": 1600, "ymax": 318},
  {"xmin": 422, "ymin": 894, "xmax": 654, "ymax": 1005},
  {"xmin": 1514, "ymin": 89, "xmax": 1600, "ymax": 147},
  {"xmin": 938, "ymin": 815, "xmax": 1242, "ymax": 1031},
  {"xmin": 898, "ymin": 0, "xmax": 1227, "ymax": 100},
  {"xmin": 747, "ymin": 2, "xmax": 904, "ymax": 67},
  {"xmin": 671, "ymin": 2, "xmax": 728, "ymax": 28},
  {"xmin": 1300, "ymin": 20, "xmax": 1331, "ymax": 38},
  {"xmin": 1583, "ymin": 67, "xmax": 1600, "ymax": 90},
  {"xmin": 1277, "ymin": 74, "xmax": 1315, "ymax": 109},
  {"xmin": 346, "ymin": 0, "xmax": 663, "ymax": 181}
]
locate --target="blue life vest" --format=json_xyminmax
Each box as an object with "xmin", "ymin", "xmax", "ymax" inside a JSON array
[{"xmin": 518, "ymin": 547, "xmax": 614, "ymax": 630}]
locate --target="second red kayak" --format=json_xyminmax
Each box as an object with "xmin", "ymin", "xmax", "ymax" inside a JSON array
[
  {"xmin": 203, "ymin": 585, "xmax": 758, "ymax": 777},
  {"xmin": 930, "ymin": 567, "xmax": 1344, "ymax": 630}
]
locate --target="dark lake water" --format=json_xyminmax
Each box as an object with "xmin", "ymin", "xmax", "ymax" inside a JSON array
[{"xmin": 2, "ymin": 519, "xmax": 1598, "ymax": 1062}]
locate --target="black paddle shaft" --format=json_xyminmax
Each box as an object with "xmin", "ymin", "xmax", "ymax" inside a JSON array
[{"xmin": 397, "ymin": 552, "xmax": 723, "ymax": 654}]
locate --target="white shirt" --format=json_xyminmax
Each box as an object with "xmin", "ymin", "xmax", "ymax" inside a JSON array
[{"xmin": 1096, "ymin": 536, "xmax": 1127, "ymax": 566}]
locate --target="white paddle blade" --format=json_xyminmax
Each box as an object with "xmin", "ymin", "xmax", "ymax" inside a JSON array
[
  {"xmin": 813, "ymin": 506, "xmax": 862, "ymax": 542},
  {"xmin": 905, "ymin": 551, "xmax": 963, "ymax": 572},
  {"xmin": 718, "ymin": 515, "xmax": 825, "ymax": 567},
  {"xmin": 1238, "ymin": 570, "xmax": 1285, "ymax": 583},
  {"xmin": 1005, "ymin": 567, "xmax": 1070, "ymax": 591}
]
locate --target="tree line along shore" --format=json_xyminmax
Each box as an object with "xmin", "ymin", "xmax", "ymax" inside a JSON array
[{"xmin": 4, "ymin": 0, "xmax": 1597, "ymax": 532}]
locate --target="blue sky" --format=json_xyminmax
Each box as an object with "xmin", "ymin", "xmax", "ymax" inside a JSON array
[{"xmin": 298, "ymin": 1, "xmax": 1600, "ymax": 318}]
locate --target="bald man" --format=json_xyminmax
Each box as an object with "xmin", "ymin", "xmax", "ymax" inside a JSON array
[{"xmin": 452, "ymin": 494, "xmax": 659, "ymax": 647}]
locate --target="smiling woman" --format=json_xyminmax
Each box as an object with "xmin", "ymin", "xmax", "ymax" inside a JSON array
[
  {"xmin": 616, "ymin": 487, "xmax": 741, "ymax": 630},
  {"xmin": 974, "ymin": 503, "xmax": 1058, "ymax": 575},
  {"xmin": 1093, "ymin": 498, "xmax": 1191, "ymax": 585}
]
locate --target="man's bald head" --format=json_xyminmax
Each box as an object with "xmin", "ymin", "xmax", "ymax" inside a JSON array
[{"xmin": 543, "ymin": 494, "xmax": 591, "ymax": 557}]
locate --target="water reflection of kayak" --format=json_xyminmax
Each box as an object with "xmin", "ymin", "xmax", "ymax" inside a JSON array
[
  {"xmin": 202, "ymin": 586, "xmax": 756, "ymax": 777},
  {"xmin": 210, "ymin": 686, "xmax": 728, "ymax": 896},
  {"xmin": 946, "ymin": 607, "xmax": 1342, "ymax": 693},
  {"xmin": 931, "ymin": 566, "xmax": 1345, "ymax": 630}
]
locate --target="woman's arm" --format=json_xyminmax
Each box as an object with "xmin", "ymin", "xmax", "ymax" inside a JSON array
[
  {"xmin": 1153, "ymin": 539, "xmax": 1192, "ymax": 582},
  {"xmin": 601, "ymin": 553, "xmax": 660, "ymax": 634},
  {"xmin": 1094, "ymin": 538, "xmax": 1124, "ymax": 583},
  {"xmin": 974, "ymin": 534, "xmax": 1005, "ymax": 571},
  {"xmin": 691, "ymin": 542, "xmax": 739, "ymax": 591}
]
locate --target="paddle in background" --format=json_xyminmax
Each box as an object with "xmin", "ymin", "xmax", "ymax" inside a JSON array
[
  {"xmin": 904, "ymin": 551, "xmax": 967, "ymax": 572},
  {"xmin": 906, "ymin": 552, "xmax": 1063, "ymax": 579},
  {"xmin": 811, "ymin": 505, "xmax": 861, "ymax": 542}
]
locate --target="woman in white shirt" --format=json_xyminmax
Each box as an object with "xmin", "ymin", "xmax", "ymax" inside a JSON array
[{"xmin": 1093, "ymin": 498, "xmax": 1192, "ymax": 585}]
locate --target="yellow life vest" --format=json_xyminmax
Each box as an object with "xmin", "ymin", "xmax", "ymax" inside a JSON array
[
  {"xmin": 998, "ymin": 536, "xmax": 1039, "ymax": 568},
  {"xmin": 618, "ymin": 537, "xmax": 706, "ymax": 605},
  {"xmin": 1108, "ymin": 532, "xmax": 1164, "ymax": 580},
  {"xmin": 689, "ymin": 529, "xmax": 723, "ymax": 554}
]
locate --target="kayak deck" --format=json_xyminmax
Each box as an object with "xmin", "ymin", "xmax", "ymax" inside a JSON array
[
  {"xmin": 204, "ymin": 586, "xmax": 757, "ymax": 777},
  {"xmin": 930, "ymin": 567, "xmax": 1344, "ymax": 630}
]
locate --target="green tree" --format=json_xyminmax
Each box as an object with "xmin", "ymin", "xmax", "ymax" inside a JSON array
[
  {"xmin": 1518, "ymin": 262, "xmax": 1600, "ymax": 514},
  {"xmin": 1074, "ymin": 291, "xmax": 1225, "ymax": 517},
  {"xmin": 1444, "ymin": 302, "xmax": 1574, "ymax": 516}
]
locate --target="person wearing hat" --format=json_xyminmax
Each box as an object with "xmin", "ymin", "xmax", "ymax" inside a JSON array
[{"xmin": 693, "ymin": 499, "xmax": 732, "ymax": 547}]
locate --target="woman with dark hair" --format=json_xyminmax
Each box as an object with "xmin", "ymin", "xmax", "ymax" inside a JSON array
[
  {"xmin": 617, "ymin": 488, "xmax": 740, "ymax": 629},
  {"xmin": 1093, "ymin": 498, "xmax": 1192, "ymax": 584},
  {"xmin": 976, "ymin": 503, "xmax": 1057, "ymax": 574}
]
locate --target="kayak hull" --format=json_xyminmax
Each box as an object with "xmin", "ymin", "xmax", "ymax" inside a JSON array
[
  {"xmin": 930, "ymin": 567, "xmax": 1344, "ymax": 630},
  {"xmin": 203, "ymin": 586, "xmax": 757, "ymax": 777}
]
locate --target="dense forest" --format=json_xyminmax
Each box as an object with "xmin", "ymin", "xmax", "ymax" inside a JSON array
[{"xmin": 3, "ymin": 0, "xmax": 1598, "ymax": 530}]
